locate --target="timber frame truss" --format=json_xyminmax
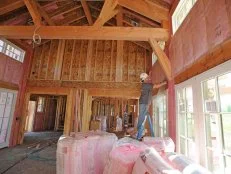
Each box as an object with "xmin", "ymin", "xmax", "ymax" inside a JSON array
[{"xmin": 0, "ymin": 0, "xmax": 172, "ymax": 80}]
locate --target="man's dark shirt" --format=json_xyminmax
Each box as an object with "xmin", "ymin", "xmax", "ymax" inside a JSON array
[{"xmin": 139, "ymin": 82, "xmax": 153, "ymax": 104}]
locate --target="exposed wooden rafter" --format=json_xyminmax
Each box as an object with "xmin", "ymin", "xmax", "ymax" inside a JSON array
[
  {"xmin": 57, "ymin": 15, "xmax": 85, "ymax": 26},
  {"xmin": 0, "ymin": 26, "xmax": 169, "ymax": 41},
  {"xmin": 118, "ymin": 0, "xmax": 169, "ymax": 23},
  {"xmin": 23, "ymin": 0, "xmax": 42, "ymax": 26},
  {"xmin": 0, "ymin": 0, "xmax": 25, "ymax": 16},
  {"xmin": 92, "ymin": 14, "xmax": 151, "ymax": 50},
  {"xmin": 122, "ymin": 8, "xmax": 160, "ymax": 27},
  {"xmin": 50, "ymin": 3, "xmax": 82, "ymax": 19},
  {"xmin": 36, "ymin": 3, "xmax": 55, "ymax": 26},
  {"xmin": 94, "ymin": 0, "xmax": 119, "ymax": 27},
  {"xmin": 81, "ymin": 0, "xmax": 93, "ymax": 25},
  {"xmin": 149, "ymin": 38, "xmax": 172, "ymax": 80}
]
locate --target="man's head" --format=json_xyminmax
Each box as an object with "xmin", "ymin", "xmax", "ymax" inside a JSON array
[{"xmin": 140, "ymin": 73, "xmax": 148, "ymax": 82}]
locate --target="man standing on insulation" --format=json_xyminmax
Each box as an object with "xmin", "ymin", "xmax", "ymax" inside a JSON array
[{"xmin": 137, "ymin": 73, "xmax": 155, "ymax": 140}]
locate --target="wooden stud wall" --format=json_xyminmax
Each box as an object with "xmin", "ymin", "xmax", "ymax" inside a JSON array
[
  {"xmin": 30, "ymin": 40, "xmax": 148, "ymax": 83},
  {"xmin": 91, "ymin": 97, "xmax": 138, "ymax": 130}
]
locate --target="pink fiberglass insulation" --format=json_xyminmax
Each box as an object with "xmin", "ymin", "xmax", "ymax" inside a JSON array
[
  {"xmin": 169, "ymin": 0, "xmax": 231, "ymax": 76},
  {"xmin": 181, "ymin": 13, "xmax": 194, "ymax": 69},
  {"xmin": 103, "ymin": 137, "xmax": 147, "ymax": 174},
  {"xmin": 164, "ymin": 152, "xmax": 212, "ymax": 174},
  {"xmin": 95, "ymin": 132, "xmax": 118, "ymax": 173},
  {"xmin": 227, "ymin": 0, "xmax": 231, "ymax": 24},
  {"xmin": 190, "ymin": 0, "xmax": 208, "ymax": 62},
  {"xmin": 132, "ymin": 148, "xmax": 181, "ymax": 174},
  {"xmin": 204, "ymin": 0, "xmax": 231, "ymax": 49},
  {"xmin": 57, "ymin": 136, "xmax": 75, "ymax": 174},
  {"xmin": 57, "ymin": 131, "xmax": 117, "ymax": 174},
  {"xmin": 3, "ymin": 59, "xmax": 22, "ymax": 84},
  {"xmin": 142, "ymin": 137, "xmax": 175, "ymax": 153},
  {"xmin": 171, "ymin": 31, "xmax": 183, "ymax": 75}
]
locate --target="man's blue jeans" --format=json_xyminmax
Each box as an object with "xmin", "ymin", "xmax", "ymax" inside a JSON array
[{"xmin": 137, "ymin": 104, "xmax": 154, "ymax": 140}]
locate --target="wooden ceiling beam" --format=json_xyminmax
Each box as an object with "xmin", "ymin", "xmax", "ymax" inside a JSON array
[
  {"xmin": 149, "ymin": 38, "xmax": 172, "ymax": 80},
  {"xmin": 0, "ymin": 0, "xmax": 25, "ymax": 16},
  {"xmin": 118, "ymin": 0, "xmax": 169, "ymax": 23},
  {"xmin": 0, "ymin": 26, "xmax": 169, "ymax": 41},
  {"xmin": 81, "ymin": 0, "xmax": 93, "ymax": 25},
  {"xmin": 23, "ymin": 0, "xmax": 42, "ymax": 26},
  {"xmin": 94, "ymin": 0, "xmax": 119, "ymax": 27},
  {"xmin": 93, "ymin": 16, "xmax": 151, "ymax": 50},
  {"xmin": 36, "ymin": 3, "xmax": 55, "ymax": 26},
  {"xmin": 92, "ymin": 15, "xmax": 115, "ymax": 26}
]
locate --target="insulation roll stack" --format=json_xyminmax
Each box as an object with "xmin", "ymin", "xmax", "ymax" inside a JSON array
[
  {"xmin": 132, "ymin": 148, "xmax": 181, "ymax": 174},
  {"xmin": 56, "ymin": 131, "xmax": 118, "ymax": 174},
  {"xmin": 56, "ymin": 136, "xmax": 75, "ymax": 174},
  {"xmin": 164, "ymin": 152, "xmax": 212, "ymax": 174},
  {"xmin": 103, "ymin": 137, "xmax": 147, "ymax": 174},
  {"xmin": 142, "ymin": 137, "xmax": 175, "ymax": 153}
]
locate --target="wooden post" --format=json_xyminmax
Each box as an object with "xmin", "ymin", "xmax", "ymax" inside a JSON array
[
  {"xmin": 54, "ymin": 40, "xmax": 65, "ymax": 80},
  {"xmin": 168, "ymin": 80, "xmax": 176, "ymax": 144},
  {"xmin": 82, "ymin": 89, "xmax": 92, "ymax": 132},
  {"xmin": 85, "ymin": 40, "xmax": 93, "ymax": 81},
  {"xmin": 18, "ymin": 92, "xmax": 30, "ymax": 144},
  {"xmin": 149, "ymin": 38, "xmax": 172, "ymax": 80},
  {"xmin": 116, "ymin": 8, "xmax": 123, "ymax": 82},
  {"xmin": 63, "ymin": 89, "xmax": 73, "ymax": 135}
]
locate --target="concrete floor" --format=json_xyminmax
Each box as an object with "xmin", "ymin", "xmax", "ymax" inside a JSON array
[{"xmin": 0, "ymin": 131, "xmax": 62, "ymax": 174}]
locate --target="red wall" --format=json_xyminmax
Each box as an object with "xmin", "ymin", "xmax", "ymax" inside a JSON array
[
  {"xmin": 0, "ymin": 42, "xmax": 33, "ymax": 147},
  {"xmin": 0, "ymin": 53, "xmax": 24, "ymax": 85},
  {"xmin": 151, "ymin": 0, "xmax": 231, "ymax": 144},
  {"xmin": 170, "ymin": 0, "xmax": 231, "ymax": 76},
  {"xmin": 10, "ymin": 48, "xmax": 33, "ymax": 146}
]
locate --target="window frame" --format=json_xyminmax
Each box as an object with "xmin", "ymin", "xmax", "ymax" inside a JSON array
[
  {"xmin": 172, "ymin": 0, "xmax": 198, "ymax": 34},
  {"xmin": 152, "ymin": 90, "xmax": 168, "ymax": 137},
  {"xmin": 176, "ymin": 83, "xmax": 197, "ymax": 161},
  {"xmin": 0, "ymin": 38, "xmax": 25, "ymax": 63},
  {"xmin": 175, "ymin": 60, "xmax": 231, "ymax": 171}
]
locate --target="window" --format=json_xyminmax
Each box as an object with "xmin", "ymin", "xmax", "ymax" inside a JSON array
[
  {"xmin": 175, "ymin": 60, "xmax": 231, "ymax": 173},
  {"xmin": 37, "ymin": 97, "xmax": 45, "ymax": 113},
  {"xmin": 152, "ymin": 41, "xmax": 165, "ymax": 65},
  {"xmin": 153, "ymin": 91, "xmax": 168, "ymax": 137},
  {"xmin": 0, "ymin": 40, "xmax": 4, "ymax": 52},
  {"xmin": 176, "ymin": 86, "xmax": 196, "ymax": 160},
  {"xmin": 202, "ymin": 73, "xmax": 231, "ymax": 174},
  {"xmin": 172, "ymin": 0, "xmax": 197, "ymax": 34},
  {"xmin": 0, "ymin": 38, "xmax": 25, "ymax": 62}
]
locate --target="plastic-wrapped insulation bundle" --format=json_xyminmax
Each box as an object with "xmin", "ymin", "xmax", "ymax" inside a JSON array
[
  {"xmin": 103, "ymin": 137, "xmax": 147, "ymax": 174},
  {"xmin": 57, "ymin": 131, "xmax": 117, "ymax": 174},
  {"xmin": 132, "ymin": 148, "xmax": 181, "ymax": 174},
  {"xmin": 143, "ymin": 137, "xmax": 175, "ymax": 153},
  {"xmin": 164, "ymin": 152, "xmax": 212, "ymax": 174},
  {"xmin": 95, "ymin": 131, "xmax": 118, "ymax": 173},
  {"xmin": 56, "ymin": 136, "xmax": 75, "ymax": 174}
]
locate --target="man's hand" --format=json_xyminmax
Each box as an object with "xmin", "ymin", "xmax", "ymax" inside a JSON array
[{"xmin": 153, "ymin": 81, "xmax": 167, "ymax": 89}]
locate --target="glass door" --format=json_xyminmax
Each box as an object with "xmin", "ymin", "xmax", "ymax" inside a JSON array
[{"xmin": 0, "ymin": 88, "xmax": 17, "ymax": 148}]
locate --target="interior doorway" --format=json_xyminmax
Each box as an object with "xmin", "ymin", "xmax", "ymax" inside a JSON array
[{"xmin": 24, "ymin": 95, "xmax": 67, "ymax": 134}]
